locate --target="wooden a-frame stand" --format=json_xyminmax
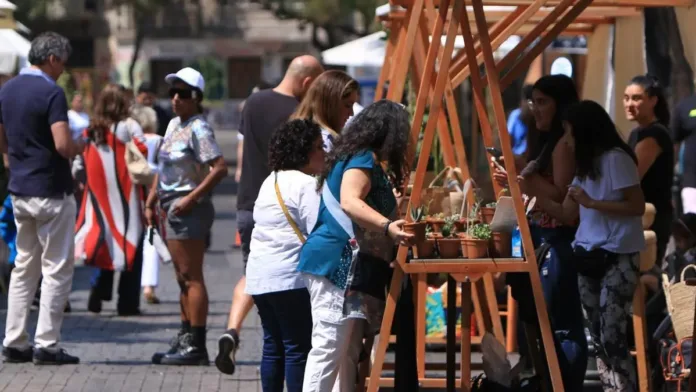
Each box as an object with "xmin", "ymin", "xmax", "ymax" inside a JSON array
[{"xmin": 366, "ymin": 0, "xmax": 602, "ymax": 390}]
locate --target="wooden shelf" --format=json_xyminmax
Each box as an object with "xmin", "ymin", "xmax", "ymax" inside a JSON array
[
  {"xmin": 390, "ymin": 0, "xmax": 694, "ymax": 7},
  {"xmin": 404, "ymin": 258, "xmax": 528, "ymax": 274}
]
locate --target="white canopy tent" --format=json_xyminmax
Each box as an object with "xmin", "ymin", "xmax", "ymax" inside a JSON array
[{"xmin": 0, "ymin": 0, "xmax": 30, "ymax": 74}]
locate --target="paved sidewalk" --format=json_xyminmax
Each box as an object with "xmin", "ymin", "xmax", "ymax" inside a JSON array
[{"xmin": 0, "ymin": 130, "xmax": 264, "ymax": 392}]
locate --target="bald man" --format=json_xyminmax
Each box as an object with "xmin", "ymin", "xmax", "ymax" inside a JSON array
[{"xmin": 215, "ymin": 55, "xmax": 323, "ymax": 375}]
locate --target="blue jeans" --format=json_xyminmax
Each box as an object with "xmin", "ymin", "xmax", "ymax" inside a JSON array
[{"xmin": 253, "ymin": 288, "xmax": 312, "ymax": 392}]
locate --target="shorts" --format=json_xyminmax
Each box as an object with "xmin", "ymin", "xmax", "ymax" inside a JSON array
[
  {"xmin": 161, "ymin": 196, "xmax": 215, "ymax": 241},
  {"xmin": 237, "ymin": 209, "xmax": 254, "ymax": 273}
]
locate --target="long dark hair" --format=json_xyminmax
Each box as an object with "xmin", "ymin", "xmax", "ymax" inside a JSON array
[
  {"xmin": 522, "ymin": 75, "xmax": 579, "ymax": 177},
  {"xmin": 566, "ymin": 100, "xmax": 638, "ymax": 180},
  {"xmin": 318, "ymin": 99, "xmax": 410, "ymax": 189},
  {"xmin": 628, "ymin": 74, "xmax": 670, "ymax": 126}
]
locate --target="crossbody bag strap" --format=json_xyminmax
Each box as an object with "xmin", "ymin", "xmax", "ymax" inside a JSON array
[
  {"xmin": 274, "ymin": 172, "xmax": 305, "ymax": 244},
  {"xmin": 321, "ymin": 181, "xmax": 355, "ymax": 239}
]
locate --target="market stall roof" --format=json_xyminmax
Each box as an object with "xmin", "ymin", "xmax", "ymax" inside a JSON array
[{"xmin": 0, "ymin": 28, "xmax": 30, "ymax": 74}]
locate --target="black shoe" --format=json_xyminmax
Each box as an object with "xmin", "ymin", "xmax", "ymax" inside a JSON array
[
  {"xmin": 215, "ymin": 329, "xmax": 239, "ymax": 375},
  {"xmin": 33, "ymin": 348, "xmax": 79, "ymax": 365},
  {"xmin": 152, "ymin": 331, "xmax": 185, "ymax": 364},
  {"xmin": 87, "ymin": 289, "xmax": 101, "ymax": 314},
  {"xmin": 117, "ymin": 308, "xmax": 142, "ymax": 317},
  {"xmin": 160, "ymin": 334, "xmax": 209, "ymax": 366},
  {"xmin": 2, "ymin": 346, "xmax": 33, "ymax": 363}
]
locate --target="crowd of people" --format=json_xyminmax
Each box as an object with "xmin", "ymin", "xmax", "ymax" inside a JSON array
[{"xmin": 2, "ymin": 29, "xmax": 696, "ymax": 392}]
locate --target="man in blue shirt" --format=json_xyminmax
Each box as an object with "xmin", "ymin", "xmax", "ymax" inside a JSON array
[
  {"xmin": 0, "ymin": 32, "xmax": 84, "ymax": 365},
  {"xmin": 506, "ymin": 84, "xmax": 534, "ymax": 156}
]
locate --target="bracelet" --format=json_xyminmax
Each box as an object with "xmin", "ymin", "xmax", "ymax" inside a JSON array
[{"xmin": 383, "ymin": 220, "xmax": 392, "ymax": 236}]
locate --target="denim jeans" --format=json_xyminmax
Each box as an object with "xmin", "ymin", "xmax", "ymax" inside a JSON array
[{"xmin": 253, "ymin": 288, "xmax": 312, "ymax": 392}]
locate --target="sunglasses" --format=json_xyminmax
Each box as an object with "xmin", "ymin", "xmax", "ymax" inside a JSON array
[{"xmin": 168, "ymin": 87, "xmax": 197, "ymax": 100}]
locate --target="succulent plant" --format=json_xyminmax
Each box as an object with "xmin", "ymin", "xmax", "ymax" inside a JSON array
[
  {"xmin": 486, "ymin": 202, "xmax": 497, "ymax": 208},
  {"xmin": 470, "ymin": 223, "xmax": 492, "ymax": 240},
  {"xmin": 450, "ymin": 213, "xmax": 461, "ymax": 221},
  {"xmin": 441, "ymin": 219, "xmax": 456, "ymax": 238},
  {"xmin": 410, "ymin": 204, "xmax": 426, "ymax": 222}
]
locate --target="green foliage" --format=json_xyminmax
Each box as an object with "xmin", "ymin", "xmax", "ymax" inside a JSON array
[
  {"xmin": 486, "ymin": 202, "xmax": 497, "ymax": 208},
  {"xmin": 410, "ymin": 204, "xmax": 426, "ymax": 222},
  {"xmin": 440, "ymin": 219, "xmax": 456, "ymax": 238},
  {"xmin": 470, "ymin": 223, "xmax": 492, "ymax": 241}
]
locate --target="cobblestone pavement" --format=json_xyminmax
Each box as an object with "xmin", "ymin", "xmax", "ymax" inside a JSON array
[{"xmin": 0, "ymin": 130, "xmax": 264, "ymax": 392}]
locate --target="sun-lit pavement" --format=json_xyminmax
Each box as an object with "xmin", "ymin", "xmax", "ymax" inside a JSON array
[{"xmin": 0, "ymin": 129, "xmax": 264, "ymax": 392}]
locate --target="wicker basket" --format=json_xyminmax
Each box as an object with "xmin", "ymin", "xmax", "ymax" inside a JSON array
[{"xmin": 662, "ymin": 265, "xmax": 696, "ymax": 341}]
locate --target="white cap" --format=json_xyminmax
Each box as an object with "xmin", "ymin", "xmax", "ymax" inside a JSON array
[{"xmin": 165, "ymin": 67, "xmax": 205, "ymax": 92}]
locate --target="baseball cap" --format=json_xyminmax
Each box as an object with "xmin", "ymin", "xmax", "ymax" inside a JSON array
[{"xmin": 165, "ymin": 67, "xmax": 205, "ymax": 92}]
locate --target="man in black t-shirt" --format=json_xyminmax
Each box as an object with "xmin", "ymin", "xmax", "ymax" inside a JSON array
[
  {"xmin": 672, "ymin": 94, "xmax": 696, "ymax": 214},
  {"xmin": 135, "ymin": 82, "xmax": 172, "ymax": 137},
  {"xmin": 215, "ymin": 55, "xmax": 323, "ymax": 375}
]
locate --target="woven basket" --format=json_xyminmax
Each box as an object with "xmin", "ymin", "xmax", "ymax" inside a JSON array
[{"xmin": 663, "ymin": 265, "xmax": 696, "ymax": 341}]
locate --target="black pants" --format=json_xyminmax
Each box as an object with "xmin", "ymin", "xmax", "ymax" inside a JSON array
[{"xmin": 90, "ymin": 233, "xmax": 144, "ymax": 313}]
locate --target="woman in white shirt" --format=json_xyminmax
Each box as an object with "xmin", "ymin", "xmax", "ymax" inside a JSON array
[
  {"xmin": 245, "ymin": 119, "xmax": 325, "ymax": 392},
  {"xmin": 290, "ymin": 70, "xmax": 359, "ymax": 152},
  {"xmin": 535, "ymin": 100, "xmax": 645, "ymax": 392}
]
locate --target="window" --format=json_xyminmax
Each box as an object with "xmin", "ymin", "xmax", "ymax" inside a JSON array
[
  {"xmin": 150, "ymin": 59, "xmax": 184, "ymax": 97},
  {"xmin": 227, "ymin": 57, "xmax": 261, "ymax": 99}
]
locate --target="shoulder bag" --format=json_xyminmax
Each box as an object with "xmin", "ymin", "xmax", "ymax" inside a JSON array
[{"xmin": 275, "ymin": 172, "xmax": 305, "ymax": 243}]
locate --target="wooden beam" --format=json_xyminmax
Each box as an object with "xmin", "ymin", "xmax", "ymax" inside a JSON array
[
  {"xmin": 383, "ymin": 6, "xmax": 639, "ymax": 23},
  {"xmin": 393, "ymin": 0, "xmax": 693, "ymax": 6}
]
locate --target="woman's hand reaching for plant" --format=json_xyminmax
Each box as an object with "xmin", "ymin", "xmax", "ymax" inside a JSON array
[{"xmin": 388, "ymin": 219, "xmax": 415, "ymax": 246}]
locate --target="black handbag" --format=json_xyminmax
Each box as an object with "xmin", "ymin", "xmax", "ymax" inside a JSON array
[
  {"xmin": 350, "ymin": 252, "xmax": 392, "ymax": 301},
  {"xmin": 572, "ymin": 246, "xmax": 618, "ymax": 279}
]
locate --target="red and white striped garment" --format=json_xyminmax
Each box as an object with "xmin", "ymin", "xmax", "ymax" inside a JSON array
[{"xmin": 74, "ymin": 128, "xmax": 147, "ymax": 272}]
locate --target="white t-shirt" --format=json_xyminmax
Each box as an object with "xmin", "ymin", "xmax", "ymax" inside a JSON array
[
  {"xmin": 572, "ymin": 148, "xmax": 646, "ymax": 254},
  {"xmin": 245, "ymin": 170, "xmax": 321, "ymax": 295}
]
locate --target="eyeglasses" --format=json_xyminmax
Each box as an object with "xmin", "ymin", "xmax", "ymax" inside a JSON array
[{"xmin": 168, "ymin": 87, "xmax": 197, "ymax": 100}]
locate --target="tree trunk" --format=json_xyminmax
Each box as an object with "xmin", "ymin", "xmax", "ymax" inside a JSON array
[
  {"xmin": 129, "ymin": 22, "xmax": 146, "ymax": 88},
  {"xmin": 644, "ymin": 7, "xmax": 694, "ymax": 108}
]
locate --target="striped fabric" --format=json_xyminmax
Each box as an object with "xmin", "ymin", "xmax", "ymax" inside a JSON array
[{"xmin": 75, "ymin": 129, "xmax": 147, "ymax": 272}]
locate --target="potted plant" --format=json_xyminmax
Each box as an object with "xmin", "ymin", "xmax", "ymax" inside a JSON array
[
  {"xmin": 404, "ymin": 204, "xmax": 427, "ymax": 244},
  {"xmin": 437, "ymin": 218, "xmax": 460, "ymax": 258},
  {"xmin": 450, "ymin": 213, "xmax": 466, "ymax": 232},
  {"xmin": 426, "ymin": 212, "xmax": 446, "ymax": 233},
  {"xmin": 480, "ymin": 201, "xmax": 496, "ymax": 224},
  {"xmin": 461, "ymin": 223, "xmax": 491, "ymax": 259},
  {"xmin": 415, "ymin": 225, "xmax": 437, "ymax": 259},
  {"xmin": 491, "ymin": 231, "xmax": 512, "ymax": 258}
]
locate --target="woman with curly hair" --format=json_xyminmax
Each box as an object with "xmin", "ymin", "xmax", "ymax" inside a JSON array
[
  {"xmin": 298, "ymin": 100, "xmax": 414, "ymax": 392},
  {"xmin": 244, "ymin": 119, "xmax": 325, "ymax": 392},
  {"xmin": 73, "ymin": 83, "xmax": 147, "ymax": 316},
  {"xmin": 291, "ymin": 70, "xmax": 359, "ymax": 151}
]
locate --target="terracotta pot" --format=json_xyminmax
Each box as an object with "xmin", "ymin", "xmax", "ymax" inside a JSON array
[
  {"xmin": 456, "ymin": 233, "xmax": 470, "ymax": 258},
  {"xmin": 461, "ymin": 237, "xmax": 488, "ymax": 259},
  {"xmin": 454, "ymin": 220, "xmax": 466, "ymax": 232},
  {"xmin": 490, "ymin": 232, "xmax": 512, "ymax": 258},
  {"xmin": 415, "ymin": 238, "xmax": 437, "ymax": 259},
  {"xmin": 428, "ymin": 232, "xmax": 443, "ymax": 240},
  {"xmin": 404, "ymin": 222, "xmax": 426, "ymax": 244},
  {"xmin": 480, "ymin": 207, "xmax": 496, "ymax": 224},
  {"xmin": 427, "ymin": 218, "xmax": 446, "ymax": 233},
  {"xmin": 437, "ymin": 237, "xmax": 461, "ymax": 259}
]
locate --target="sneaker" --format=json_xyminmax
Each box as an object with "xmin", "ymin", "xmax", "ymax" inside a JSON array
[
  {"xmin": 2, "ymin": 346, "xmax": 33, "ymax": 363},
  {"xmin": 33, "ymin": 348, "xmax": 79, "ymax": 365},
  {"xmin": 152, "ymin": 331, "xmax": 186, "ymax": 364},
  {"xmin": 160, "ymin": 334, "xmax": 209, "ymax": 366},
  {"xmin": 215, "ymin": 329, "xmax": 239, "ymax": 375}
]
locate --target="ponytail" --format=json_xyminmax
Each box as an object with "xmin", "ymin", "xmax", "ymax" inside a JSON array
[{"xmin": 629, "ymin": 74, "xmax": 670, "ymax": 126}]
